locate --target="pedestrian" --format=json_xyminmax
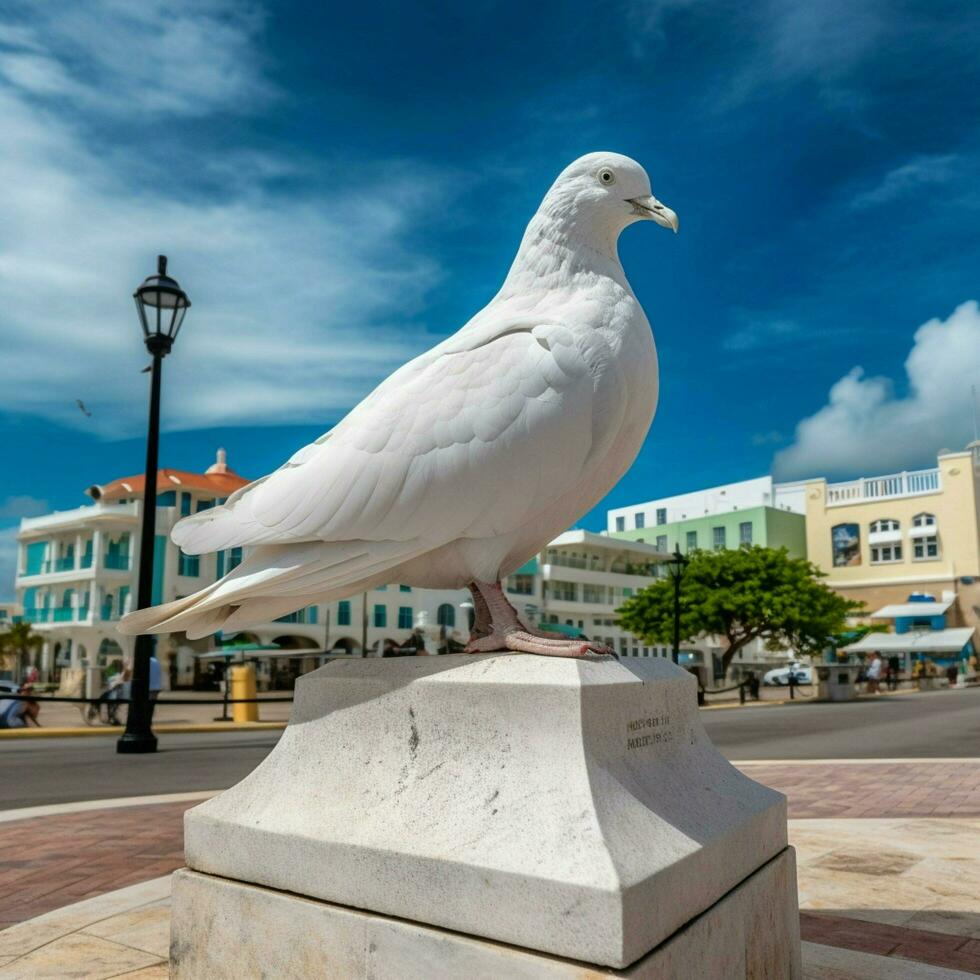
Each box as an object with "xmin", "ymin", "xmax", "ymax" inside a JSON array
[
  {"xmin": 946, "ymin": 662, "xmax": 959, "ymax": 688},
  {"xmin": 147, "ymin": 654, "xmax": 162, "ymax": 725},
  {"xmin": 886, "ymin": 654, "xmax": 901, "ymax": 691},
  {"xmin": 0, "ymin": 685, "xmax": 40, "ymax": 728},
  {"xmin": 866, "ymin": 652, "xmax": 882, "ymax": 694}
]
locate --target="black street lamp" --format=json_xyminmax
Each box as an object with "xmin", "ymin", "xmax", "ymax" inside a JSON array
[
  {"xmin": 664, "ymin": 546, "xmax": 689, "ymax": 665},
  {"xmin": 117, "ymin": 256, "xmax": 191, "ymax": 755}
]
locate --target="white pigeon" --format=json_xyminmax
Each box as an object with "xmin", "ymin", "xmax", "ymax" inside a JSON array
[{"xmin": 120, "ymin": 152, "xmax": 678, "ymax": 657}]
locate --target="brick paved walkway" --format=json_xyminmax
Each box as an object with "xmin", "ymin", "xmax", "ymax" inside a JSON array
[
  {"xmin": 739, "ymin": 762, "xmax": 980, "ymax": 819},
  {"xmin": 801, "ymin": 911, "xmax": 980, "ymax": 974},
  {"xmin": 0, "ymin": 800, "xmax": 191, "ymax": 929}
]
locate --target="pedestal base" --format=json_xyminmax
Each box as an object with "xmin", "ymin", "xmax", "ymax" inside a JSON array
[
  {"xmin": 182, "ymin": 655, "xmax": 791, "ymax": 967},
  {"xmin": 171, "ymin": 848, "xmax": 801, "ymax": 979}
]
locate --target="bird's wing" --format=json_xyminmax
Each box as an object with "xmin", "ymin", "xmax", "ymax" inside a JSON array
[{"xmin": 172, "ymin": 317, "xmax": 616, "ymax": 555}]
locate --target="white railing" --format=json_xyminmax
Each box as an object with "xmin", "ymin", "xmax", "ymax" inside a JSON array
[
  {"xmin": 826, "ymin": 468, "xmax": 940, "ymax": 506},
  {"xmin": 19, "ymin": 501, "xmax": 139, "ymax": 532}
]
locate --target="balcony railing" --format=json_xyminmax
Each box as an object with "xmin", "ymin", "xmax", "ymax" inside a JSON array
[
  {"xmin": 78, "ymin": 606, "xmax": 90, "ymax": 620},
  {"xmin": 826, "ymin": 468, "xmax": 940, "ymax": 506},
  {"xmin": 548, "ymin": 588, "xmax": 577, "ymax": 602},
  {"xmin": 23, "ymin": 608, "xmax": 50, "ymax": 623},
  {"xmin": 103, "ymin": 554, "xmax": 131, "ymax": 570},
  {"xmin": 80, "ymin": 553, "xmax": 93, "ymax": 569},
  {"xmin": 53, "ymin": 608, "xmax": 73, "ymax": 622}
]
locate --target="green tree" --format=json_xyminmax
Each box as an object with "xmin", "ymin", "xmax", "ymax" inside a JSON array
[
  {"xmin": 0, "ymin": 621, "xmax": 44, "ymax": 679},
  {"xmin": 617, "ymin": 546, "xmax": 862, "ymax": 673}
]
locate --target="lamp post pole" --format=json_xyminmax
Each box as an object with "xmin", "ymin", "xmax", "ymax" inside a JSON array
[{"xmin": 117, "ymin": 256, "xmax": 190, "ymax": 755}]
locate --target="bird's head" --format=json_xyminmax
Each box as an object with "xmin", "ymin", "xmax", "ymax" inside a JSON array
[{"xmin": 540, "ymin": 152, "xmax": 678, "ymax": 241}]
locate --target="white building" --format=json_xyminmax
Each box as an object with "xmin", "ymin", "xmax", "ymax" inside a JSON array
[
  {"xmin": 502, "ymin": 529, "xmax": 670, "ymax": 658},
  {"xmin": 607, "ymin": 475, "xmax": 806, "ymax": 534},
  {"xmin": 13, "ymin": 450, "xmax": 470, "ymax": 689}
]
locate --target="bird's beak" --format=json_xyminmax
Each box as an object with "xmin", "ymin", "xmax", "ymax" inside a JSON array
[{"xmin": 627, "ymin": 196, "xmax": 679, "ymax": 233}]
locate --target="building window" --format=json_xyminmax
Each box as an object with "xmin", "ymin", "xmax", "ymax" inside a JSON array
[
  {"xmin": 655, "ymin": 534, "xmax": 668, "ymax": 551},
  {"xmin": 180, "ymin": 492, "xmax": 192, "ymax": 517},
  {"xmin": 686, "ymin": 530, "xmax": 697, "ymax": 551},
  {"xmin": 870, "ymin": 518, "xmax": 900, "ymax": 533},
  {"xmin": 228, "ymin": 547, "xmax": 243, "ymax": 571},
  {"xmin": 831, "ymin": 523, "xmax": 861, "ymax": 567},
  {"xmin": 739, "ymin": 521, "xmax": 752, "ymax": 545},
  {"xmin": 913, "ymin": 535, "xmax": 939, "ymax": 560},
  {"xmin": 712, "ymin": 526, "xmax": 726, "ymax": 550},
  {"xmin": 615, "ymin": 516, "xmax": 625, "ymax": 532},
  {"xmin": 399, "ymin": 584, "xmax": 412, "ymax": 593},
  {"xmin": 656, "ymin": 508, "xmax": 667, "ymax": 525},
  {"xmin": 870, "ymin": 543, "xmax": 902, "ymax": 564},
  {"xmin": 374, "ymin": 605, "xmax": 387, "ymax": 628},
  {"xmin": 634, "ymin": 512, "xmax": 645, "ymax": 529},
  {"xmin": 548, "ymin": 581, "xmax": 577, "ymax": 602},
  {"xmin": 398, "ymin": 606, "xmax": 413, "ymax": 629},
  {"xmin": 178, "ymin": 549, "xmax": 200, "ymax": 577},
  {"xmin": 912, "ymin": 513, "xmax": 936, "ymax": 528},
  {"xmin": 196, "ymin": 498, "xmax": 214, "ymax": 513},
  {"xmin": 337, "ymin": 600, "xmax": 351, "ymax": 626},
  {"xmin": 157, "ymin": 491, "xmax": 176, "ymax": 506},
  {"xmin": 507, "ymin": 574, "xmax": 535, "ymax": 595},
  {"xmin": 583, "ymin": 584, "xmax": 606, "ymax": 603},
  {"xmin": 216, "ymin": 550, "xmax": 225, "ymax": 577},
  {"xmin": 437, "ymin": 604, "xmax": 455, "ymax": 628}
]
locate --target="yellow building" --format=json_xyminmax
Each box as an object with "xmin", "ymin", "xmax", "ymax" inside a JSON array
[{"xmin": 803, "ymin": 445, "xmax": 980, "ymax": 638}]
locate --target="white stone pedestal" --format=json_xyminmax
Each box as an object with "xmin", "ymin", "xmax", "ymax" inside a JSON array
[{"xmin": 172, "ymin": 654, "xmax": 801, "ymax": 976}]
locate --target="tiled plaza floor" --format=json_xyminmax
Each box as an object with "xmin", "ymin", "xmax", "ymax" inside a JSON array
[
  {"xmin": 4, "ymin": 762, "xmax": 980, "ymax": 977},
  {"xmin": 739, "ymin": 761, "xmax": 980, "ymax": 819}
]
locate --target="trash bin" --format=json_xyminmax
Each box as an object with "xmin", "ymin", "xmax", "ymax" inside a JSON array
[
  {"xmin": 817, "ymin": 664, "xmax": 861, "ymax": 701},
  {"xmin": 231, "ymin": 665, "xmax": 259, "ymax": 723}
]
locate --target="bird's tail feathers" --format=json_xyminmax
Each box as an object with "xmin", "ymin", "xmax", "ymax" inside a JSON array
[{"xmin": 118, "ymin": 539, "xmax": 426, "ymax": 640}]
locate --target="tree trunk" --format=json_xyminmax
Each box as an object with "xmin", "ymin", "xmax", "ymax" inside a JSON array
[{"xmin": 721, "ymin": 635, "xmax": 754, "ymax": 674}]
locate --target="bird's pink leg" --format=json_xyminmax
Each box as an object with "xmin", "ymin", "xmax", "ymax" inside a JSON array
[{"xmin": 464, "ymin": 581, "xmax": 615, "ymax": 658}]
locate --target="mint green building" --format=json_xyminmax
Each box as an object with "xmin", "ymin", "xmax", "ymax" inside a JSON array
[{"xmin": 607, "ymin": 476, "xmax": 808, "ymax": 559}]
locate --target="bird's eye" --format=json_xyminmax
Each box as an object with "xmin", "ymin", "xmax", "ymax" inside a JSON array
[{"xmin": 597, "ymin": 167, "xmax": 616, "ymax": 186}]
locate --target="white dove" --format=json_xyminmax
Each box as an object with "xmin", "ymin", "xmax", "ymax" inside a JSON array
[{"xmin": 120, "ymin": 152, "xmax": 677, "ymax": 657}]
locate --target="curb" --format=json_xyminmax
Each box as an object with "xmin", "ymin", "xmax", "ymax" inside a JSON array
[
  {"xmin": 0, "ymin": 721, "xmax": 288, "ymax": 739},
  {"xmin": 0, "ymin": 790, "xmax": 221, "ymax": 823}
]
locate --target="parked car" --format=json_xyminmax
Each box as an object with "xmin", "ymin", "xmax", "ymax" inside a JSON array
[
  {"xmin": 763, "ymin": 663, "xmax": 813, "ymax": 686},
  {"xmin": 0, "ymin": 680, "xmax": 19, "ymax": 695}
]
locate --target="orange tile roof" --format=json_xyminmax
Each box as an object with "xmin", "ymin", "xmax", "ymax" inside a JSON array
[{"xmin": 98, "ymin": 467, "xmax": 249, "ymax": 502}]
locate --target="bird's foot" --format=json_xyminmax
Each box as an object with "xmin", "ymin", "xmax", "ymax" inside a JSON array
[{"xmin": 465, "ymin": 628, "xmax": 616, "ymax": 659}]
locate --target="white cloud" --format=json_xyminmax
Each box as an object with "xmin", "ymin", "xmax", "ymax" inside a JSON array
[
  {"xmin": 714, "ymin": 0, "xmax": 890, "ymax": 112},
  {"xmin": 627, "ymin": 0, "xmax": 704, "ymax": 41},
  {"xmin": 0, "ymin": 1, "xmax": 273, "ymax": 116},
  {"xmin": 724, "ymin": 314, "xmax": 800, "ymax": 351},
  {"xmin": 0, "ymin": 3, "xmax": 454, "ymax": 437},
  {"xmin": 0, "ymin": 496, "xmax": 49, "ymax": 519},
  {"xmin": 851, "ymin": 155, "xmax": 959, "ymax": 210},
  {"xmin": 774, "ymin": 301, "xmax": 980, "ymax": 479}
]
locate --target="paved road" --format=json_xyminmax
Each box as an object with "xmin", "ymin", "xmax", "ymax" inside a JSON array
[
  {"xmin": 702, "ymin": 685, "xmax": 980, "ymax": 759},
  {"xmin": 2, "ymin": 731, "xmax": 282, "ymax": 810},
  {"xmin": 4, "ymin": 687, "xmax": 980, "ymax": 809}
]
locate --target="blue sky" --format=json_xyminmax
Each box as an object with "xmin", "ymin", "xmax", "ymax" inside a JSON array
[{"xmin": 1, "ymin": 0, "xmax": 979, "ymax": 596}]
